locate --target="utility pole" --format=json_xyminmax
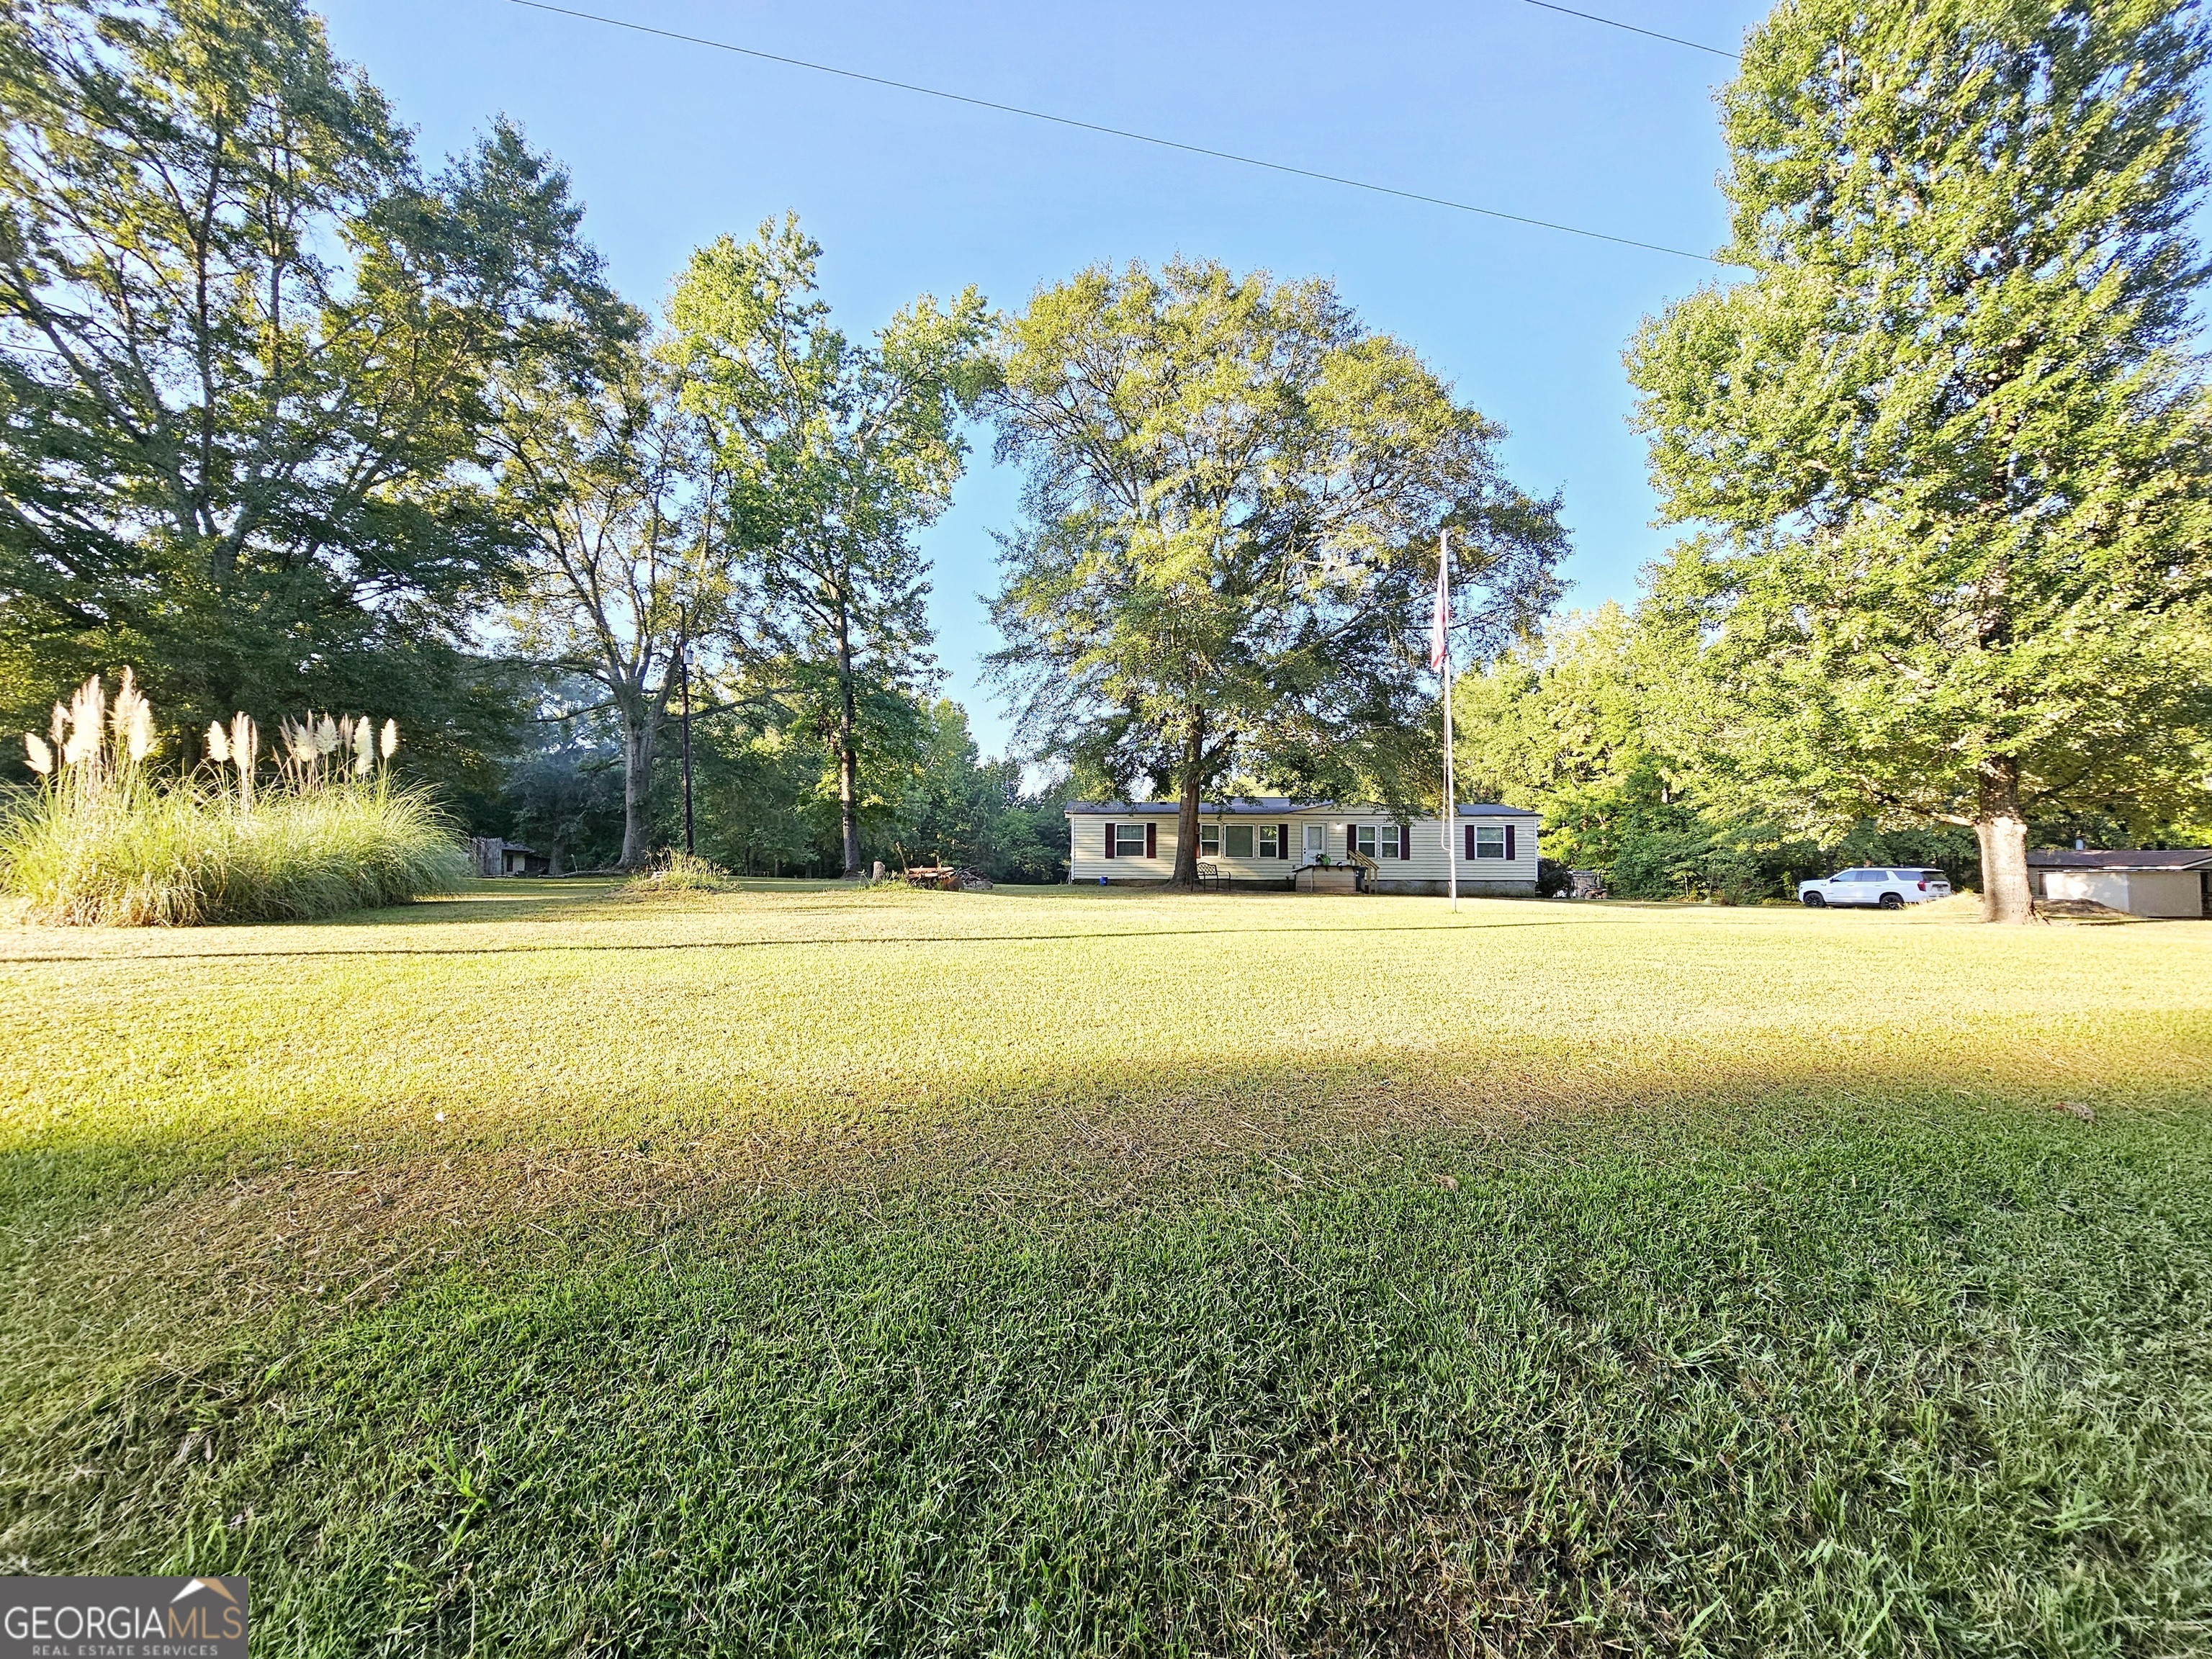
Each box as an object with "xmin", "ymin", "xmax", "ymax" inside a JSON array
[{"xmin": 678, "ymin": 603, "xmax": 695, "ymax": 858}]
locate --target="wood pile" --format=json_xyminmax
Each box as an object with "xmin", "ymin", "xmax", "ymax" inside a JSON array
[{"xmin": 902, "ymin": 866, "xmax": 993, "ymax": 892}]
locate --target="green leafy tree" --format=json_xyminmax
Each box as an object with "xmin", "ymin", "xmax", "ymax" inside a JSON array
[
  {"xmin": 1455, "ymin": 606, "xmax": 1735, "ymax": 894},
  {"xmin": 889, "ymin": 697, "xmax": 1075, "ymax": 880},
  {"xmin": 686, "ymin": 712, "xmax": 835, "ymax": 876},
  {"xmin": 0, "ymin": 0, "xmax": 621, "ymax": 769},
  {"xmin": 1455, "ymin": 603, "xmax": 1660, "ymax": 870},
  {"xmin": 500, "ymin": 743, "xmax": 623, "ymax": 875},
  {"xmin": 1459, "ymin": 606, "xmax": 1984, "ymax": 899},
  {"xmin": 490, "ymin": 346, "xmax": 730, "ymax": 867},
  {"xmin": 989, "ymin": 259, "xmax": 1565, "ymax": 889},
  {"xmin": 1627, "ymin": 0, "xmax": 2212, "ymax": 922},
  {"xmin": 896, "ymin": 699, "xmax": 1001, "ymax": 870},
  {"xmin": 667, "ymin": 216, "xmax": 992, "ymax": 878}
]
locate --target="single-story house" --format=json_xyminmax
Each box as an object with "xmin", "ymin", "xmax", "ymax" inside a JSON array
[
  {"xmin": 1065, "ymin": 798, "xmax": 1539, "ymax": 896},
  {"xmin": 2028, "ymin": 848, "xmax": 2212, "ymax": 919}
]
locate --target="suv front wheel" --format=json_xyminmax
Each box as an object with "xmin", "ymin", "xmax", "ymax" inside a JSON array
[{"xmin": 1802, "ymin": 891, "xmax": 1826, "ymax": 908}]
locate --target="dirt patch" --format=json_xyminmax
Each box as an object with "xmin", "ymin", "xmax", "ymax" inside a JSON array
[{"xmin": 2034, "ymin": 898, "xmax": 2145, "ymax": 924}]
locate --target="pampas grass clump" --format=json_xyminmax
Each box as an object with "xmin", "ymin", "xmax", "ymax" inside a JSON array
[{"xmin": 1, "ymin": 673, "xmax": 470, "ymax": 926}]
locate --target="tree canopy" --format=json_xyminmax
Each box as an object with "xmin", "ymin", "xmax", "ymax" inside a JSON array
[
  {"xmin": 1628, "ymin": 0, "xmax": 2212, "ymax": 921},
  {"xmin": 667, "ymin": 217, "xmax": 992, "ymax": 877},
  {"xmin": 491, "ymin": 342, "xmax": 727, "ymax": 868},
  {"xmin": 0, "ymin": 0, "xmax": 624, "ymax": 780},
  {"xmin": 989, "ymin": 258, "xmax": 1565, "ymax": 886}
]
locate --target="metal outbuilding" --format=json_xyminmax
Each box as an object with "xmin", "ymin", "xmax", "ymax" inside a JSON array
[{"xmin": 2027, "ymin": 849, "xmax": 2212, "ymax": 918}]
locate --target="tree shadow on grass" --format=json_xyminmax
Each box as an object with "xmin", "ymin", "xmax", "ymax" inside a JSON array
[
  {"xmin": 7, "ymin": 1018, "xmax": 2203, "ymax": 1369},
  {"xmin": 7, "ymin": 1070, "xmax": 2211, "ymax": 1654},
  {"xmin": 0, "ymin": 914, "xmax": 1589, "ymax": 964}
]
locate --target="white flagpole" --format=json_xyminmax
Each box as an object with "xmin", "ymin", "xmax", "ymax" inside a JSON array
[{"xmin": 1440, "ymin": 529, "xmax": 1457, "ymax": 914}]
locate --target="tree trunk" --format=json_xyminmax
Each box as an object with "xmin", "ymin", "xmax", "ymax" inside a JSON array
[
  {"xmin": 619, "ymin": 708, "xmax": 657, "ymax": 870},
  {"xmin": 836, "ymin": 613, "xmax": 863, "ymax": 879},
  {"xmin": 547, "ymin": 839, "xmax": 566, "ymax": 878},
  {"xmin": 1169, "ymin": 708, "xmax": 1205, "ymax": 890},
  {"xmin": 1974, "ymin": 757, "xmax": 2033, "ymax": 923}
]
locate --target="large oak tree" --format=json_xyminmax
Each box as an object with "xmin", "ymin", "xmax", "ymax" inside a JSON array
[
  {"xmin": 988, "ymin": 259, "xmax": 1565, "ymax": 888},
  {"xmin": 1628, "ymin": 0, "xmax": 2212, "ymax": 922},
  {"xmin": 0, "ymin": 0, "xmax": 621, "ymax": 774}
]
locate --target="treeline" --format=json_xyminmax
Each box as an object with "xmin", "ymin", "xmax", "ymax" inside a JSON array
[
  {"xmin": 1453, "ymin": 0, "xmax": 2212, "ymax": 912},
  {"xmin": 1456, "ymin": 606, "xmax": 1975, "ymax": 901},
  {"xmin": 1457, "ymin": 602, "xmax": 2212, "ymax": 903},
  {"xmin": 491, "ymin": 697, "xmax": 1069, "ymax": 881},
  {"xmin": 6, "ymin": 0, "xmax": 2212, "ymax": 913},
  {"xmin": 0, "ymin": 0, "xmax": 1051, "ymax": 881}
]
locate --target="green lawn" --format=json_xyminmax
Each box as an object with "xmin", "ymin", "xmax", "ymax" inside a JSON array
[{"xmin": 3, "ymin": 882, "xmax": 2209, "ymax": 1655}]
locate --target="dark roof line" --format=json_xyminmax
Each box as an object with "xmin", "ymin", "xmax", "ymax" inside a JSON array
[{"xmin": 2028, "ymin": 848, "xmax": 2212, "ymax": 871}]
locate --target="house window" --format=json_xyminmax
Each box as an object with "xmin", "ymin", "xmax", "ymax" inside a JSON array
[
  {"xmin": 1475, "ymin": 825, "xmax": 1506, "ymax": 859},
  {"xmin": 1259, "ymin": 824, "xmax": 1280, "ymax": 858},
  {"xmin": 1352, "ymin": 824, "xmax": 1377, "ymax": 859},
  {"xmin": 1113, "ymin": 823, "xmax": 1148, "ymax": 857},
  {"xmin": 1224, "ymin": 824, "xmax": 1256, "ymax": 858},
  {"xmin": 1199, "ymin": 824, "xmax": 1220, "ymax": 857},
  {"xmin": 1381, "ymin": 824, "xmax": 1403, "ymax": 859}
]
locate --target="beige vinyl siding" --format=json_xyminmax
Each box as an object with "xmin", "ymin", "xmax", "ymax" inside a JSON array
[
  {"xmin": 1068, "ymin": 815, "xmax": 1178, "ymax": 882},
  {"xmin": 1068, "ymin": 810, "xmax": 1537, "ymax": 886},
  {"xmin": 1325, "ymin": 812, "xmax": 1538, "ymax": 889},
  {"xmin": 1195, "ymin": 817, "xmax": 1295, "ymax": 882}
]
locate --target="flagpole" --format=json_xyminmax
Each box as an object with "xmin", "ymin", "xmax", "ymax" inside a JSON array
[{"xmin": 1440, "ymin": 529, "xmax": 1457, "ymax": 914}]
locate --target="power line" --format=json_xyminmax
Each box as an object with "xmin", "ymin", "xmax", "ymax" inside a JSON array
[
  {"xmin": 1521, "ymin": 1, "xmax": 1742, "ymax": 60},
  {"xmin": 500, "ymin": 0, "xmax": 1726, "ymax": 266}
]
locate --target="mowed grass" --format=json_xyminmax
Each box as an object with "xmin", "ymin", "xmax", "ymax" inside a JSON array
[{"xmin": 1, "ymin": 882, "xmax": 2209, "ymax": 1655}]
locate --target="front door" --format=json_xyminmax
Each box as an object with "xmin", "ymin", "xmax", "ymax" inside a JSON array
[{"xmin": 1303, "ymin": 823, "xmax": 1325, "ymax": 861}]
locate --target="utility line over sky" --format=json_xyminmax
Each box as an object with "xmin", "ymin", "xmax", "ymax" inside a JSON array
[
  {"xmin": 1521, "ymin": 1, "xmax": 1742, "ymax": 60},
  {"xmin": 498, "ymin": 0, "xmax": 1740, "ymax": 266}
]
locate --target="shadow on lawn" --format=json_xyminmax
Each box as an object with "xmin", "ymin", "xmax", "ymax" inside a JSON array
[
  {"xmin": 7, "ymin": 1075, "xmax": 2212, "ymax": 1656},
  {"xmin": 0, "ymin": 915, "xmax": 1586, "ymax": 963},
  {"xmin": 7, "ymin": 1017, "xmax": 2203, "ymax": 1366}
]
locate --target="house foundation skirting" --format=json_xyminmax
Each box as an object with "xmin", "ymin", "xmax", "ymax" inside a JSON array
[
  {"xmin": 1081, "ymin": 876, "xmax": 1290, "ymax": 890},
  {"xmin": 1078, "ymin": 874, "xmax": 1539, "ymax": 896},
  {"xmin": 1368, "ymin": 877, "xmax": 1537, "ymax": 898}
]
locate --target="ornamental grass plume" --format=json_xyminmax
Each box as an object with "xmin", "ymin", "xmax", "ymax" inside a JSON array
[{"xmin": 1, "ymin": 673, "xmax": 465, "ymax": 925}]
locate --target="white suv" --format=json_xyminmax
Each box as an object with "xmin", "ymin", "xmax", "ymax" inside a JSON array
[{"xmin": 1799, "ymin": 868, "xmax": 1952, "ymax": 910}]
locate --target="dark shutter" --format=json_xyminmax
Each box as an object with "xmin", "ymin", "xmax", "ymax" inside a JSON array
[
  {"xmin": 1505, "ymin": 824, "xmax": 1518, "ymax": 861},
  {"xmin": 1278, "ymin": 823, "xmax": 1291, "ymax": 860},
  {"xmin": 1400, "ymin": 824, "xmax": 1412, "ymax": 859},
  {"xmin": 1103, "ymin": 822, "xmax": 1115, "ymax": 858},
  {"xmin": 1146, "ymin": 821, "xmax": 1156, "ymax": 859},
  {"xmin": 1465, "ymin": 823, "xmax": 1475, "ymax": 861},
  {"xmin": 1346, "ymin": 824, "xmax": 1357, "ymax": 855}
]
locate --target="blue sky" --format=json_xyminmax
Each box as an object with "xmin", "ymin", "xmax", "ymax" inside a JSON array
[{"xmin": 318, "ymin": 0, "xmax": 1768, "ymax": 758}]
